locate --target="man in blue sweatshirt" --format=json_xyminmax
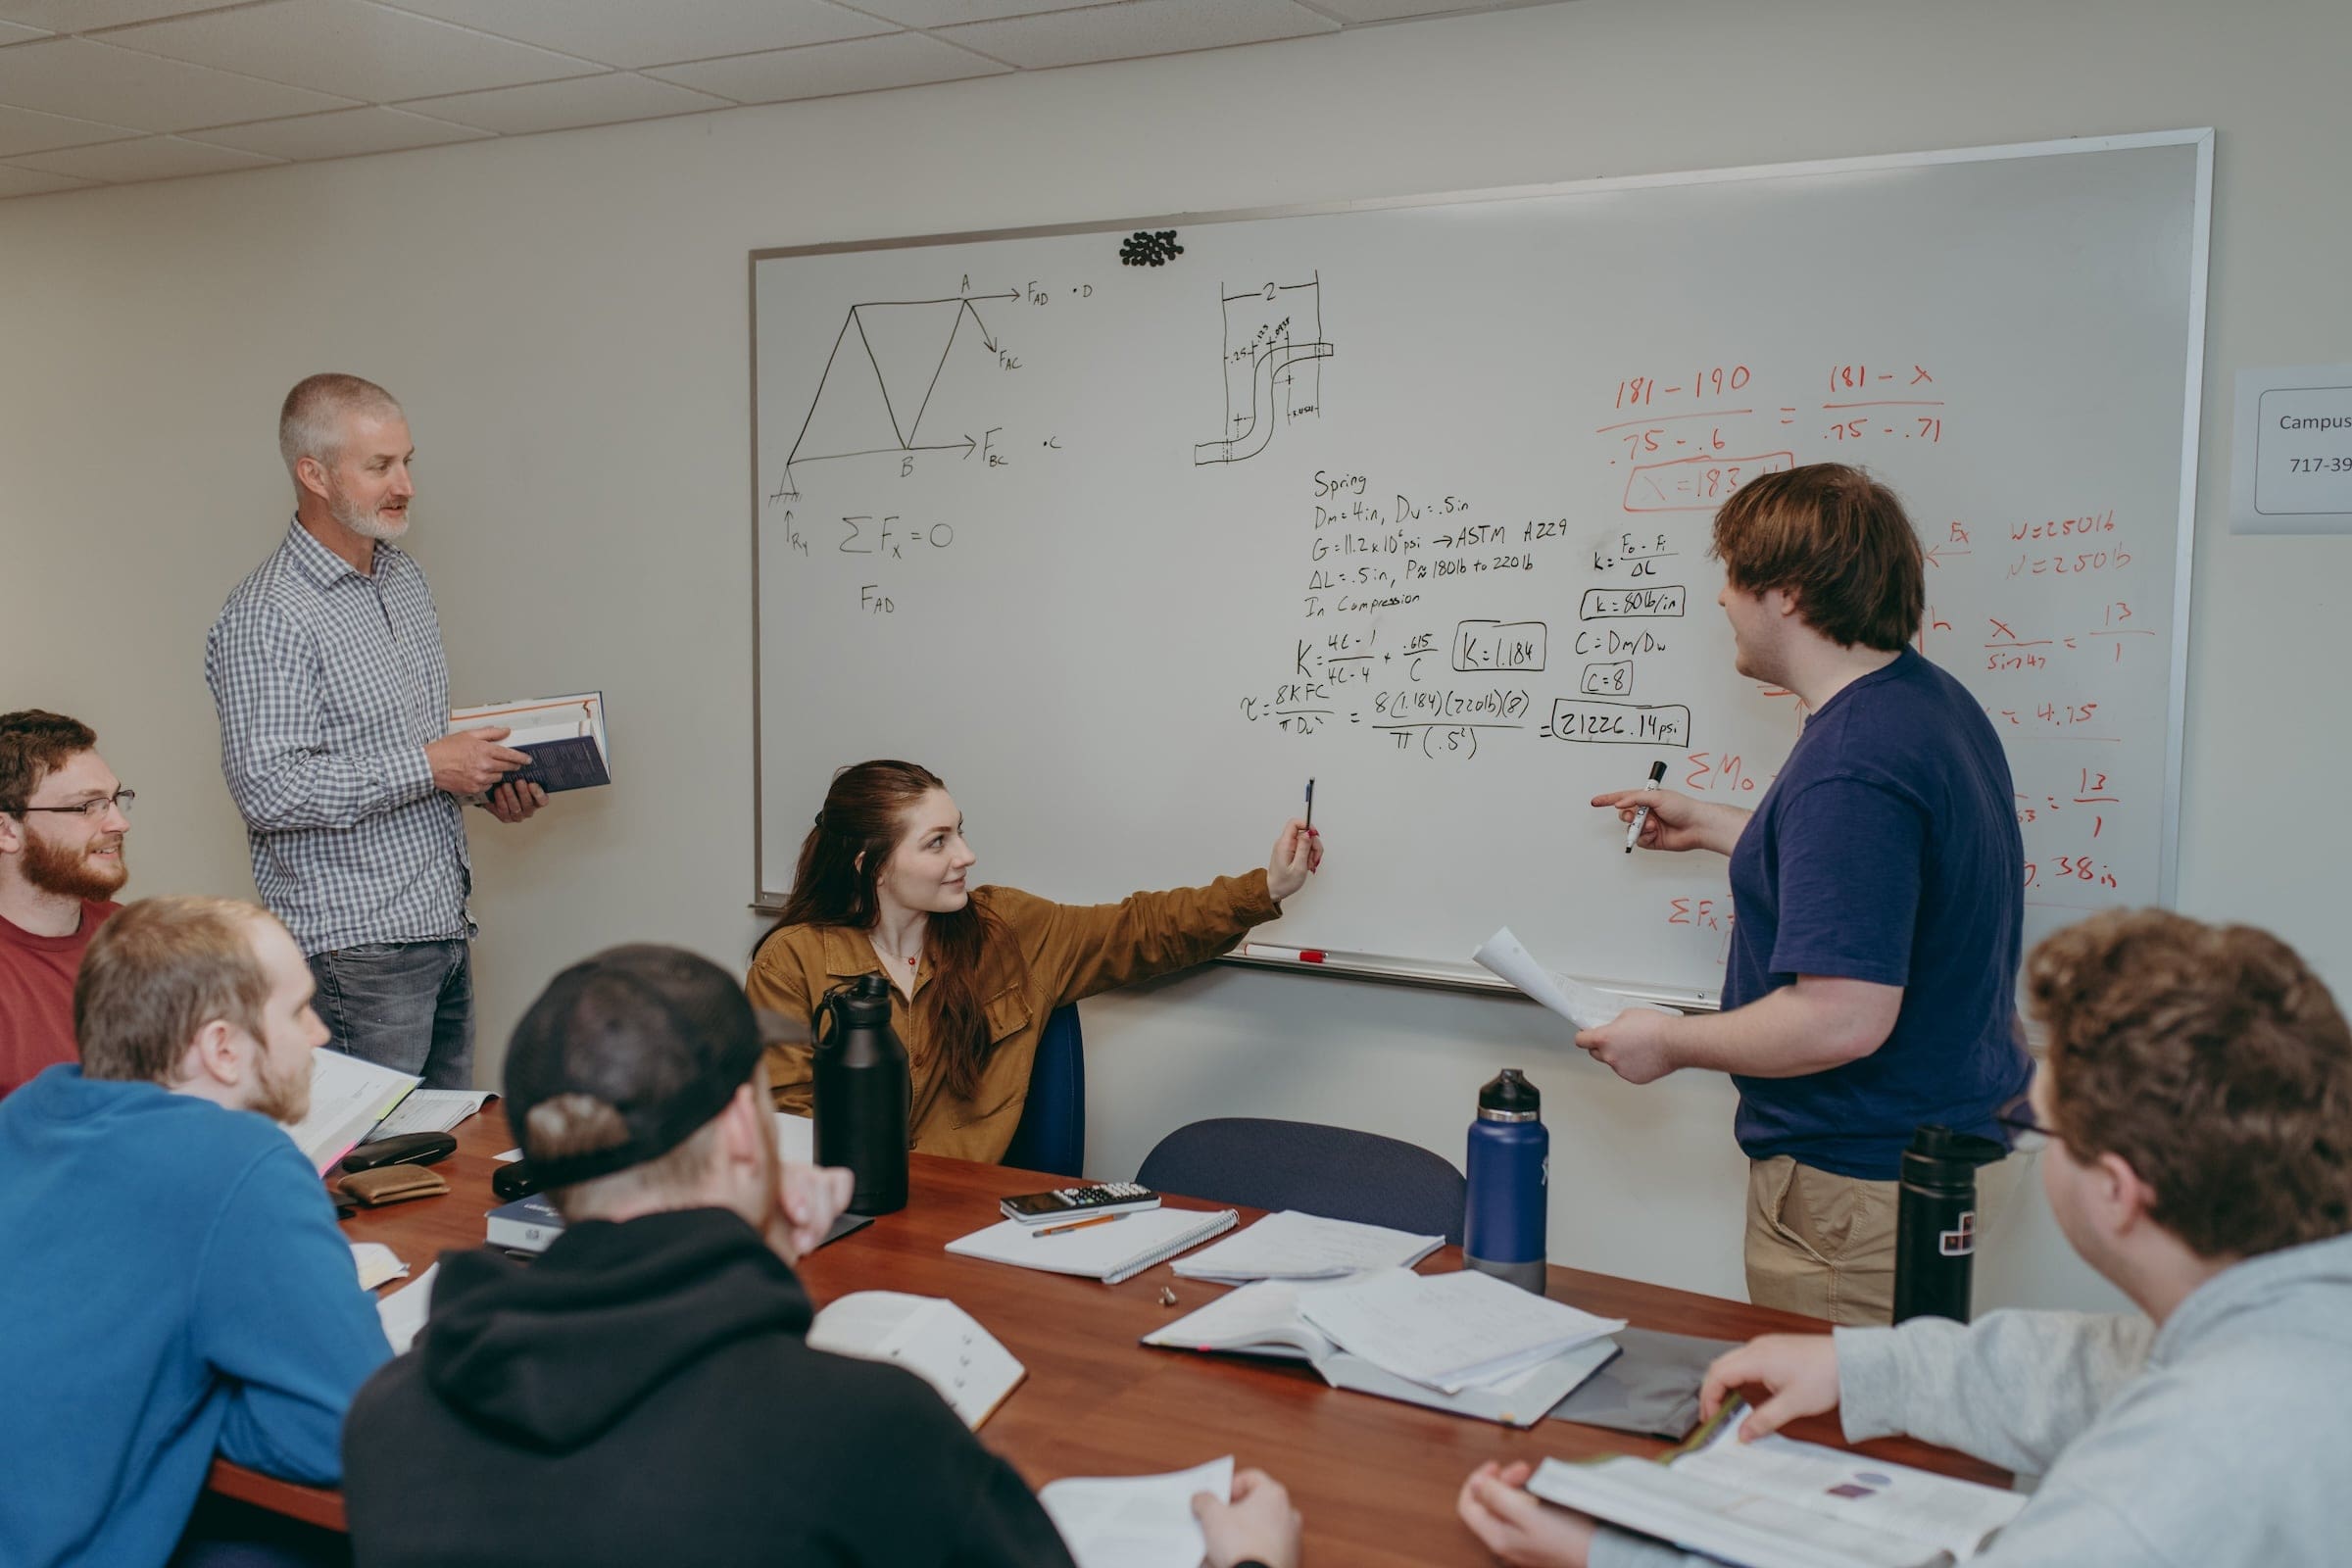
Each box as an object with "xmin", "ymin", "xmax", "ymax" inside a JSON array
[
  {"xmin": 1456, "ymin": 906, "xmax": 2352, "ymax": 1567},
  {"xmin": 0, "ymin": 895, "xmax": 391, "ymax": 1568}
]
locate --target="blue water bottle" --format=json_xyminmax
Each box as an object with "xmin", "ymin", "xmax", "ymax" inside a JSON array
[{"xmin": 1464, "ymin": 1068, "xmax": 1548, "ymax": 1294}]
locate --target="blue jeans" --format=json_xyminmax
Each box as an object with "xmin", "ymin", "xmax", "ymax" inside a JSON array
[{"xmin": 308, "ymin": 940, "xmax": 474, "ymax": 1089}]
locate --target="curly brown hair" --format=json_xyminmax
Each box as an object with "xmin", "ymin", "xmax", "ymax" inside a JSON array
[
  {"xmin": 1708, "ymin": 464, "xmax": 1924, "ymax": 652},
  {"xmin": 2027, "ymin": 908, "xmax": 2352, "ymax": 1260}
]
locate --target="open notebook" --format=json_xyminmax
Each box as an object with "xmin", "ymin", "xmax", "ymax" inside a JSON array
[
  {"xmin": 1146, "ymin": 1269, "xmax": 1620, "ymax": 1427},
  {"xmin": 1526, "ymin": 1399, "xmax": 2027, "ymax": 1568},
  {"xmin": 807, "ymin": 1292, "xmax": 1025, "ymax": 1429},
  {"xmin": 946, "ymin": 1207, "xmax": 1239, "ymax": 1285}
]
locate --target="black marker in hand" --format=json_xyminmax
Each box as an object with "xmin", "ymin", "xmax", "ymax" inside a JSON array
[{"xmin": 1624, "ymin": 760, "xmax": 1668, "ymax": 853}]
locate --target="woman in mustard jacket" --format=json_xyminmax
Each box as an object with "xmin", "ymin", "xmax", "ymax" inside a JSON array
[{"xmin": 749, "ymin": 759, "xmax": 1321, "ymax": 1161}]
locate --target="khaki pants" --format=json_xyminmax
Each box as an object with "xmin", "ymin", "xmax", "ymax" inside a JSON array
[{"xmin": 1744, "ymin": 1152, "xmax": 2030, "ymax": 1326}]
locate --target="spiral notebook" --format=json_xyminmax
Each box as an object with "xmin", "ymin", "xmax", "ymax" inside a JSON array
[{"xmin": 946, "ymin": 1206, "xmax": 1240, "ymax": 1285}]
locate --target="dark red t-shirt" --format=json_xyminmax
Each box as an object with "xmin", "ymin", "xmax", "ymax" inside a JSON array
[{"xmin": 0, "ymin": 901, "xmax": 121, "ymax": 1099}]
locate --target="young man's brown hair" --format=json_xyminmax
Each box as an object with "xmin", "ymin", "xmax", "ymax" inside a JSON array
[
  {"xmin": 1708, "ymin": 464, "xmax": 1924, "ymax": 652},
  {"xmin": 74, "ymin": 897, "xmax": 271, "ymax": 1085},
  {"xmin": 0, "ymin": 710, "xmax": 97, "ymax": 816},
  {"xmin": 2027, "ymin": 907, "xmax": 2352, "ymax": 1260}
]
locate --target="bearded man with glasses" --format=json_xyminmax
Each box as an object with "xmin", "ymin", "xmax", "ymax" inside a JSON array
[{"xmin": 0, "ymin": 710, "xmax": 132, "ymax": 1098}]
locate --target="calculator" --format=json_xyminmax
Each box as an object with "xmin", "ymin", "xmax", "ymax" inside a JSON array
[{"xmin": 1000, "ymin": 1182, "xmax": 1162, "ymax": 1223}]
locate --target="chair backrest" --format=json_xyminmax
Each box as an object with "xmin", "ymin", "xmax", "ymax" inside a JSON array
[
  {"xmin": 1135, "ymin": 1117, "xmax": 1467, "ymax": 1246},
  {"xmin": 1000, "ymin": 1004, "xmax": 1085, "ymax": 1177}
]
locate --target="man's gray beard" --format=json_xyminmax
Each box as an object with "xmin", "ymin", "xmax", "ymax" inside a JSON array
[
  {"xmin": 332, "ymin": 491, "xmax": 411, "ymax": 544},
  {"xmin": 21, "ymin": 828, "xmax": 126, "ymax": 902}
]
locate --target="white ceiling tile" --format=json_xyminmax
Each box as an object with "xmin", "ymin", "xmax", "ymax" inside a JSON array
[
  {"xmin": 844, "ymin": 0, "xmax": 1108, "ymax": 30},
  {"xmin": 0, "ymin": 163, "xmax": 94, "ymax": 196},
  {"xmin": 102, "ymin": 0, "xmax": 604, "ymax": 103},
  {"xmin": 934, "ymin": 0, "xmax": 1336, "ymax": 70},
  {"xmin": 185, "ymin": 103, "xmax": 491, "ymax": 159},
  {"xmin": 645, "ymin": 30, "xmax": 1006, "ymax": 105},
  {"xmin": 0, "ymin": 37, "xmax": 358, "ymax": 130},
  {"xmin": 398, "ymin": 71, "xmax": 727, "ymax": 136},
  {"xmin": 8, "ymin": 131, "xmax": 281, "ymax": 180},
  {"xmin": 374, "ymin": 0, "xmax": 893, "ymax": 71},
  {"xmin": 0, "ymin": 100, "xmax": 140, "ymax": 157},
  {"xmin": 0, "ymin": 1, "xmax": 246, "ymax": 31}
]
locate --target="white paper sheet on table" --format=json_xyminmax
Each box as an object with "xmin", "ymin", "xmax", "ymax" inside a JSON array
[
  {"xmin": 376, "ymin": 1263, "xmax": 437, "ymax": 1354},
  {"xmin": 1172, "ymin": 1209, "xmax": 1443, "ymax": 1283},
  {"xmin": 1038, "ymin": 1456, "xmax": 1233, "ymax": 1568},
  {"xmin": 1473, "ymin": 927, "xmax": 1670, "ymax": 1031},
  {"xmin": 350, "ymin": 1242, "xmax": 409, "ymax": 1292}
]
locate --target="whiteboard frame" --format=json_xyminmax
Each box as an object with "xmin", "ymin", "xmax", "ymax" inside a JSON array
[{"xmin": 748, "ymin": 128, "xmax": 2214, "ymax": 940}]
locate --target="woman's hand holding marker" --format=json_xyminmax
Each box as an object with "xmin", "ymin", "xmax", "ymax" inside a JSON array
[{"xmin": 1267, "ymin": 817, "xmax": 1321, "ymax": 901}]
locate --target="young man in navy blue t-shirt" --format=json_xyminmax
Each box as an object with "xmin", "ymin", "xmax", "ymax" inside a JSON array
[{"xmin": 1582, "ymin": 464, "xmax": 2032, "ymax": 1324}]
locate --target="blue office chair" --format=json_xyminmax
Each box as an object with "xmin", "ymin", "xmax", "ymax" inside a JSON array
[
  {"xmin": 1136, "ymin": 1117, "xmax": 1467, "ymax": 1247},
  {"xmin": 1000, "ymin": 1004, "xmax": 1085, "ymax": 1177}
]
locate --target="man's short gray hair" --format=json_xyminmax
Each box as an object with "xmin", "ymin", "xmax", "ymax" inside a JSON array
[{"xmin": 278, "ymin": 372, "xmax": 403, "ymax": 478}]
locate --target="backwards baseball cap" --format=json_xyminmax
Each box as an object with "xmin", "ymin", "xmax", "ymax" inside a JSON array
[{"xmin": 504, "ymin": 944, "xmax": 803, "ymax": 1188}]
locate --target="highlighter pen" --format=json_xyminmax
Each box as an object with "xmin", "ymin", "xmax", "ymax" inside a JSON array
[
  {"xmin": 1034, "ymin": 1212, "xmax": 1125, "ymax": 1239},
  {"xmin": 1624, "ymin": 760, "xmax": 1669, "ymax": 853}
]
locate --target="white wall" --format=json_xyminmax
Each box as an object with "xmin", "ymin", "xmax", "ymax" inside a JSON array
[{"xmin": 6, "ymin": 0, "xmax": 2348, "ymax": 1312}]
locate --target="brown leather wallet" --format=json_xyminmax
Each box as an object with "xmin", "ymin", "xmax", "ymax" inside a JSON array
[{"xmin": 339, "ymin": 1165, "xmax": 450, "ymax": 1207}]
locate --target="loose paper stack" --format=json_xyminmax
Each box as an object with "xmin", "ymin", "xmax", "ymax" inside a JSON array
[
  {"xmin": 1296, "ymin": 1267, "xmax": 1624, "ymax": 1396},
  {"xmin": 1171, "ymin": 1209, "xmax": 1444, "ymax": 1284}
]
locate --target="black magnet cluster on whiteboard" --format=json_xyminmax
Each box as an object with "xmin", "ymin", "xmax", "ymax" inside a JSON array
[{"xmin": 1120, "ymin": 229, "xmax": 1184, "ymax": 267}]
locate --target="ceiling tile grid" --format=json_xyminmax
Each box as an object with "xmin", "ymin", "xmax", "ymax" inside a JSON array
[{"xmin": 0, "ymin": 0, "xmax": 1564, "ymax": 197}]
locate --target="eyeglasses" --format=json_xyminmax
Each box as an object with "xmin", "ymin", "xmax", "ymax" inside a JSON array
[
  {"xmin": 15, "ymin": 787, "xmax": 135, "ymax": 820},
  {"xmin": 1993, "ymin": 1093, "xmax": 2052, "ymax": 1154}
]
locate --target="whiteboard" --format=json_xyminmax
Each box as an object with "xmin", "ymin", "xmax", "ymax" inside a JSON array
[{"xmin": 750, "ymin": 131, "xmax": 2211, "ymax": 1001}]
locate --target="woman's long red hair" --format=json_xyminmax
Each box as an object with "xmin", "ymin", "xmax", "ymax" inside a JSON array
[{"xmin": 762, "ymin": 760, "xmax": 1005, "ymax": 1102}]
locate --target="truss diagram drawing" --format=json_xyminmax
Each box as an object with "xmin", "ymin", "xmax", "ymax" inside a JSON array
[
  {"xmin": 779, "ymin": 293, "xmax": 1012, "ymax": 497},
  {"xmin": 1195, "ymin": 275, "xmax": 1333, "ymax": 466}
]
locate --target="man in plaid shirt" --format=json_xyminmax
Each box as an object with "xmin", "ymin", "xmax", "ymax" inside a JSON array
[{"xmin": 205, "ymin": 373, "xmax": 541, "ymax": 1089}]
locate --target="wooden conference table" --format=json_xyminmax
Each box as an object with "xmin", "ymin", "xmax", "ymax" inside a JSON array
[{"xmin": 212, "ymin": 1108, "xmax": 2003, "ymax": 1565}]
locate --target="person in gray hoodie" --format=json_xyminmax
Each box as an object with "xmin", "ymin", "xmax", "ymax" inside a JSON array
[{"xmin": 1455, "ymin": 906, "xmax": 2352, "ymax": 1568}]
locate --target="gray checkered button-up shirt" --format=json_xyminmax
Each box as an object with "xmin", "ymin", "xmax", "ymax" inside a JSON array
[{"xmin": 205, "ymin": 520, "xmax": 471, "ymax": 956}]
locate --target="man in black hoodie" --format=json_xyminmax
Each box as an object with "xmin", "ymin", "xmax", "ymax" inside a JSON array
[{"xmin": 341, "ymin": 944, "xmax": 1302, "ymax": 1568}]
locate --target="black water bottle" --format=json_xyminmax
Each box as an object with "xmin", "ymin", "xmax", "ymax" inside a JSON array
[
  {"xmin": 1892, "ymin": 1124, "xmax": 2008, "ymax": 1324},
  {"xmin": 811, "ymin": 973, "xmax": 909, "ymax": 1214}
]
